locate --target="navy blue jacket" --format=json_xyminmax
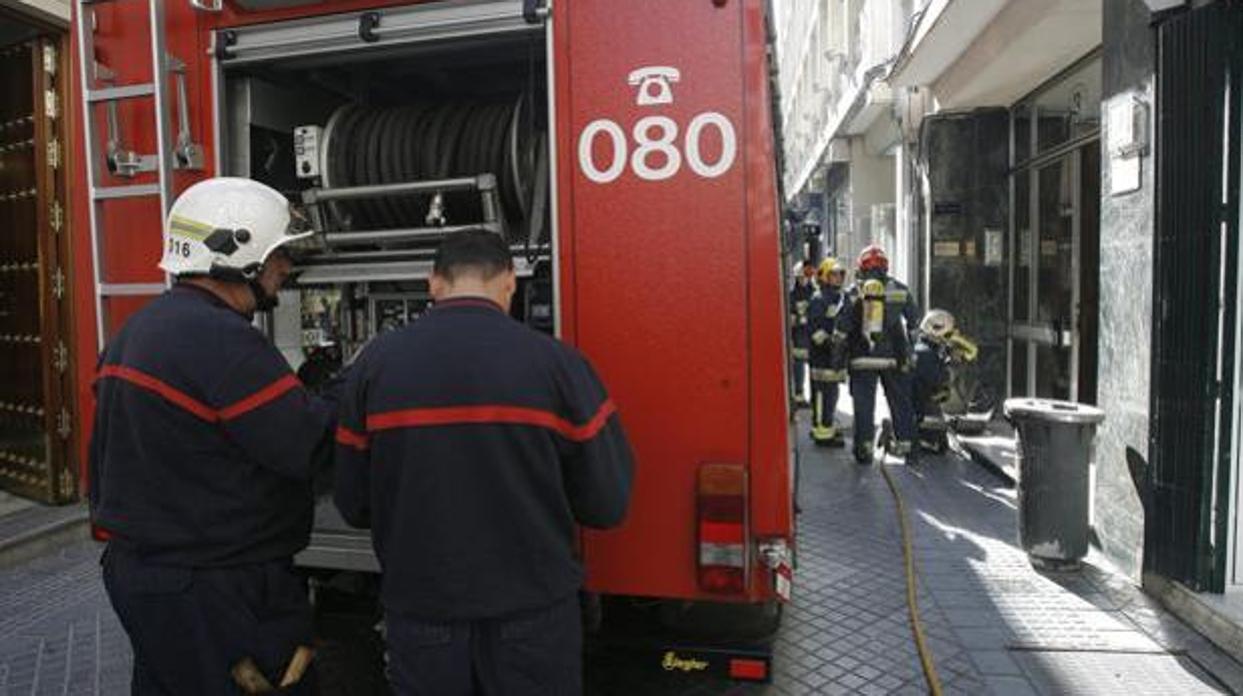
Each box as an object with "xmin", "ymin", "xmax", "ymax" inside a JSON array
[
  {"xmin": 789, "ymin": 280, "xmax": 814, "ymax": 357},
  {"xmin": 334, "ymin": 297, "xmax": 634, "ymax": 621},
  {"xmin": 808, "ymin": 285, "xmax": 846, "ymax": 378},
  {"xmin": 835, "ymin": 274, "xmax": 922, "ymax": 370},
  {"xmin": 914, "ymin": 339, "xmax": 950, "ymax": 418},
  {"xmin": 89, "ymin": 285, "xmax": 336, "ymax": 567}
]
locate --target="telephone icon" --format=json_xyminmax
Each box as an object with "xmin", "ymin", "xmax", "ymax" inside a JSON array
[{"xmin": 628, "ymin": 66, "xmax": 681, "ymax": 106}]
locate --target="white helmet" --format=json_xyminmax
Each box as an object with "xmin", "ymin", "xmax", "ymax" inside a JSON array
[
  {"xmin": 161, "ymin": 177, "xmax": 312, "ymax": 279},
  {"xmin": 920, "ymin": 309, "xmax": 956, "ymax": 342}
]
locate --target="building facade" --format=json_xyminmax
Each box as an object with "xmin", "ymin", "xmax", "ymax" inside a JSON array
[{"xmin": 775, "ymin": 0, "xmax": 1243, "ymax": 655}]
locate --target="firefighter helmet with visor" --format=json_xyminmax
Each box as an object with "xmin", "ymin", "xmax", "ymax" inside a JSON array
[
  {"xmin": 920, "ymin": 309, "xmax": 957, "ymax": 343},
  {"xmin": 856, "ymin": 245, "xmax": 889, "ymax": 274},
  {"xmin": 160, "ymin": 177, "xmax": 313, "ymax": 280}
]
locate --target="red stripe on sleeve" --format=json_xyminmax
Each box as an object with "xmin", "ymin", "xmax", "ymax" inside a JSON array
[
  {"xmin": 218, "ymin": 374, "xmax": 302, "ymax": 421},
  {"xmin": 96, "ymin": 365, "xmax": 219, "ymax": 423},
  {"xmin": 573, "ymin": 400, "xmax": 617, "ymax": 441},
  {"xmin": 366, "ymin": 399, "xmax": 617, "ymax": 443},
  {"xmin": 336, "ymin": 426, "xmax": 369, "ymax": 451}
]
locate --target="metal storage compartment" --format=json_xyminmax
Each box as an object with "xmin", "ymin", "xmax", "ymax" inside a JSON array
[{"xmin": 212, "ymin": 0, "xmax": 553, "ymax": 571}]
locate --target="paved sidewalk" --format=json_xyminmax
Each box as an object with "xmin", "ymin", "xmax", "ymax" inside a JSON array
[
  {"xmin": 2, "ymin": 412, "xmax": 1242, "ymax": 694},
  {"xmin": 891, "ymin": 447, "xmax": 1242, "ymax": 695},
  {"xmin": 0, "ymin": 540, "xmax": 131, "ymax": 695}
]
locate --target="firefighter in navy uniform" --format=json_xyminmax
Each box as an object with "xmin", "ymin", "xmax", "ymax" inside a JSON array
[
  {"xmin": 913, "ymin": 309, "xmax": 980, "ymax": 453},
  {"xmin": 334, "ymin": 230, "xmax": 634, "ymax": 696},
  {"xmin": 833, "ymin": 245, "xmax": 922, "ymax": 464},
  {"xmin": 807, "ymin": 258, "xmax": 847, "ymax": 446},
  {"xmin": 789, "ymin": 261, "xmax": 816, "ymax": 406},
  {"xmin": 89, "ymin": 178, "xmax": 336, "ymax": 695}
]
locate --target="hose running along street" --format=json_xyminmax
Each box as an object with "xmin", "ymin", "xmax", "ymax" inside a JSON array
[{"xmin": 880, "ymin": 462, "xmax": 944, "ymax": 696}]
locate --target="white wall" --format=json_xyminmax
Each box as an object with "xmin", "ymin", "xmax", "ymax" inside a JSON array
[{"xmin": 838, "ymin": 136, "xmax": 896, "ymax": 271}]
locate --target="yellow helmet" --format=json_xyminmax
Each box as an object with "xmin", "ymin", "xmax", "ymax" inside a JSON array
[{"xmin": 818, "ymin": 258, "xmax": 844, "ymax": 283}]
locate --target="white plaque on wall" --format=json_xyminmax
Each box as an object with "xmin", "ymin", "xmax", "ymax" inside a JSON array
[{"xmin": 984, "ymin": 229, "xmax": 1003, "ymax": 267}]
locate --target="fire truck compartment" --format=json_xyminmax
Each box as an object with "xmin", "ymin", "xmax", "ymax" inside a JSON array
[{"xmin": 213, "ymin": 0, "xmax": 553, "ymax": 572}]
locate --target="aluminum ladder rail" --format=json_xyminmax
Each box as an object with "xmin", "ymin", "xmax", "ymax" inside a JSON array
[{"xmin": 75, "ymin": 0, "xmax": 191, "ymax": 349}]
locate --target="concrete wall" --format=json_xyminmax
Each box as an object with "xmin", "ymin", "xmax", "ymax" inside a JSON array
[
  {"xmin": 841, "ymin": 136, "xmax": 897, "ymax": 276},
  {"xmin": 921, "ymin": 109, "xmax": 1010, "ymax": 406},
  {"xmin": 1093, "ymin": 0, "xmax": 1155, "ymax": 582}
]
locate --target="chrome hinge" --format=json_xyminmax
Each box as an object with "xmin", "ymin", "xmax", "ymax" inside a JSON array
[
  {"xmin": 47, "ymin": 139, "xmax": 60, "ymax": 169},
  {"xmin": 51, "ymin": 267, "xmax": 65, "ymax": 300},
  {"xmin": 45, "ymin": 89, "xmax": 58, "ymax": 120},
  {"xmin": 57, "ymin": 408, "xmax": 71, "ymax": 439},
  {"xmin": 53, "ymin": 341, "xmax": 68, "ymax": 373},
  {"xmin": 50, "ymin": 200, "xmax": 63, "ymax": 233},
  {"xmin": 42, "ymin": 43, "xmax": 57, "ymax": 76}
]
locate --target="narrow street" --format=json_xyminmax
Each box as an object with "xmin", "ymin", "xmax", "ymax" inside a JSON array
[{"xmin": 3, "ymin": 412, "xmax": 1240, "ymax": 694}]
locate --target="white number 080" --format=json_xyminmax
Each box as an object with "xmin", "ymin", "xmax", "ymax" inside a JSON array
[{"xmin": 578, "ymin": 112, "xmax": 737, "ymax": 184}]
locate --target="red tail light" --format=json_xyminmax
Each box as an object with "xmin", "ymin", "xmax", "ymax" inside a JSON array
[
  {"xmin": 697, "ymin": 463, "xmax": 747, "ymax": 593},
  {"xmin": 91, "ymin": 525, "xmax": 113, "ymax": 542},
  {"xmin": 729, "ymin": 658, "xmax": 769, "ymax": 681}
]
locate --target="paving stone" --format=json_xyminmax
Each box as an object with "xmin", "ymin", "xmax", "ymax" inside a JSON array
[
  {"xmin": 983, "ymin": 675, "xmax": 1042, "ymax": 695},
  {"xmin": 970, "ymin": 649, "xmax": 1025, "ymax": 676}
]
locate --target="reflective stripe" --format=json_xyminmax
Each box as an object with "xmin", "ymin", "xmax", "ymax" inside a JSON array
[
  {"xmin": 336, "ymin": 426, "xmax": 369, "ymax": 451},
  {"xmin": 824, "ymin": 305, "xmax": 840, "ymax": 318},
  {"xmin": 97, "ymin": 365, "xmax": 216, "ymax": 422},
  {"xmin": 168, "ymin": 215, "xmax": 213, "ymax": 241},
  {"xmin": 366, "ymin": 400, "xmax": 617, "ymax": 443},
  {"xmin": 811, "ymin": 424, "xmax": 838, "ymax": 440},
  {"xmin": 791, "ymin": 348, "xmax": 810, "ymax": 359},
  {"xmin": 885, "ymin": 290, "xmax": 908, "ymax": 303},
  {"xmin": 217, "ymin": 374, "xmax": 300, "ymax": 420},
  {"xmin": 810, "ymin": 368, "xmax": 846, "ymax": 382},
  {"xmin": 850, "ymin": 357, "xmax": 897, "ymax": 371},
  {"xmin": 97, "ymin": 365, "xmax": 300, "ymax": 423},
  {"xmin": 811, "ymin": 329, "xmax": 830, "ymax": 345}
]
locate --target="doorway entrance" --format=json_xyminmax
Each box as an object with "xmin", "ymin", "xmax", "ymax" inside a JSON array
[
  {"xmin": 1008, "ymin": 54, "xmax": 1102, "ymax": 404},
  {"xmin": 0, "ymin": 9, "xmax": 76, "ymax": 504}
]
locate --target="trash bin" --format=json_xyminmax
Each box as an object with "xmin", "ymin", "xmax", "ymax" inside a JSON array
[{"xmin": 1003, "ymin": 398, "xmax": 1106, "ymax": 570}]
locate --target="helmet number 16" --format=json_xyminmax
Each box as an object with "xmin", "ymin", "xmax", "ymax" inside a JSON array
[
  {"xmin": 167, "ymin": 237, "xmax": 193, "ymax": 258},
  {"xmin": 578, "ymin": 112, "xmax": 737, "ymax": 184}
]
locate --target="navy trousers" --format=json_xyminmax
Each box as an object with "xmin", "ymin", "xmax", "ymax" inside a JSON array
[
  {"xmin": 102, "ymin": 543, "xmax": 314, "ymax": 695},
  {"xmin": 385, "ymin": 594, "xmax": 581, "ymax": 696},
  {"xmin": 811, "ymin": 378, "xmax": 840, "ymax": 439},
  {"xmin": 850, "ymin": 369, "xmax": 917, "ymax": 449}
]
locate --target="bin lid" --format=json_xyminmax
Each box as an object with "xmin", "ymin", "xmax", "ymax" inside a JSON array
[{"xmin": 1003, "ymin": 398, "xmax": 1105, "ymax": 424}]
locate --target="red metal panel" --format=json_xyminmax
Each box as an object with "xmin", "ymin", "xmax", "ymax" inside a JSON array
[
  {"xmin": 741, "ymin": 0, "xmax": 793, "ymax": 540},
  {"xmin": 70, "ymin": 0, "xmax": 215, "ymax": 479},
  {"xmin": 558, "ymin": 0, "xmax": 756, "ymax": 601}
]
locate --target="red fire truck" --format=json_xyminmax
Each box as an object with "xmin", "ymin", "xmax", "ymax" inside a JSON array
[{"xmin": 69, "ymin": 0, "xmax": 794, "ymax": 681}]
